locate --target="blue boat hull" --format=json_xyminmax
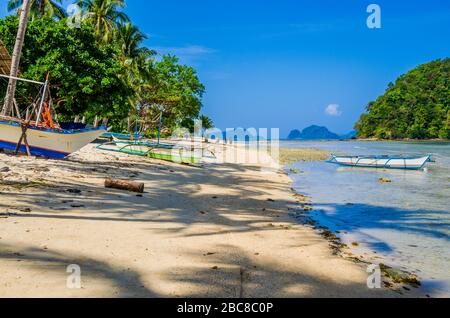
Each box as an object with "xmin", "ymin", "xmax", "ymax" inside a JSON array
[{"xmin": 0, "ymin": 140, "xmax": 69, "ymax": 159}]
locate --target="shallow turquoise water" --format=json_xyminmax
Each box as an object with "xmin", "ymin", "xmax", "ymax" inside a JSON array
[{"xmin": 284, "ymin": 141, "xmax": 450, "ymax": 296}]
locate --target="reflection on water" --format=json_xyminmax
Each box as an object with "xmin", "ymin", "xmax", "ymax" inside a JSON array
[{"xmin": 285, "ymin": 141, "xmax": 450, "ymax": 296}]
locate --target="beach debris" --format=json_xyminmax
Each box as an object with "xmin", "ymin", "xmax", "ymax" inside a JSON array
[
  {"xmin": 212, "ymin": 266, "xmax": 219, "ymax": 270},
  {"xmin": 65, "ymin": 188, "xmax": 82, "ymax": 194},
  {"xmin": 267, "ymin": 199, "xmax": 275, "ymax": 202},
  {"xmin": 70, "ymin": 204, "xmax": 85, "ymax": 208},
  {"xmin": 19, "ymin": 208, "xmax": 31, "ymax": 213},
  {"xmin": 293, "ymin": 193, "xmax": 310, "ymax": 203},
  {"xmin": 203, "ymin": 252, "xmax": 216, "ymax": 256},
  {"xmin": 0, "ymin": 167, "xmax": 10, "ymax": 173},
  {"xmin": 351, "ymin": 242, "xmax": 359, "ymax": 247},
  {"xmin": 288, "ymin": 167, "xmax": 302, "ymax": 174},
  {"xmin": 378, "ymin": 177, "xmax": 392, "ymax": 183},
  {"xmin": 379, "ymin": 264, "xmax": 421, "ymax": 287},
  {"xmin": 321, "ymin": 230, "xmax": 339, "ymax": 242},
  {"xmin": 105, "ymin": 178, "xmax": 144, "ymax": 193},
  {"xmin": 33, "ymin": 167, "xmax": 50, "ymax": 172}
]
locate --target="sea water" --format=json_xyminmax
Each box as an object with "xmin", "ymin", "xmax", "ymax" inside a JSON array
[{"xmin": 284, "ymin": 141, "xmax": 450, "ymax": 296}]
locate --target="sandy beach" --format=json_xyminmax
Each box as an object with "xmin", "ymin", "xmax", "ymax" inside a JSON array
[{"xmin": 0, "ymin": 142, "xmax": 418, "ymax": 298}]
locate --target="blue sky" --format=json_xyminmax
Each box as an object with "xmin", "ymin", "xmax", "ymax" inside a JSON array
[{"xmin": 1, "ymin": 0, "xmax": 450, "ymax": 136}]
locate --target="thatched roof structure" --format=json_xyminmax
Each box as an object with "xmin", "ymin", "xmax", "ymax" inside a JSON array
[{"xmin": 0, "ymin": 40, "xmax": 12, "ymax": 76}]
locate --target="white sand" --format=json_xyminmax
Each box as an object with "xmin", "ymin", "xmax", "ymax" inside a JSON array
[{"xmin": 0, "ymin": 143, "xmax": 418, "ymax": 297}]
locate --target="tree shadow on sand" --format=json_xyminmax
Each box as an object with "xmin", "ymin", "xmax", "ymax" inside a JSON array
[{"xmin": 0, "ymin": 242, "xmax": 159, "ymax": 297}]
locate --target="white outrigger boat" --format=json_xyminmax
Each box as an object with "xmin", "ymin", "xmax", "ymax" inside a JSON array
[
  {"xmin": 0, "ymin": 73, "xmax": 106, "ymax": 159},
  {"xmin": 0, "ymin": 118, "xmax": 106, "ymax": 159},
  {"xmin": 328, "ymin": 155, "xmax": 432, "ymax": 170}
]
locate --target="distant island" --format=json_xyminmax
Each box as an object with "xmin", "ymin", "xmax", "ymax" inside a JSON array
[
  {"xmin": 287, "ymin": 125, "xmax": 356, "ymax": 140},
  {"xmin": 355, "ymin": 58, "xmax": 450, "ymax": 140}
]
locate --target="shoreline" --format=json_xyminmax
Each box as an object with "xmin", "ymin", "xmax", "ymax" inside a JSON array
[
  {"xmin": 0, "ymin": 142, "xmax": 420, "ymax": 297},
  {"xmin": 279, "ymin": 148, "xmax": 427, "ymax": 295},
  {"xmin": 283, "ymin": 138, "xmax": 450, "ymax": 143},
  {"xmin": 281, "ymin": 146, "xmax": 447, "ymax": 298}
]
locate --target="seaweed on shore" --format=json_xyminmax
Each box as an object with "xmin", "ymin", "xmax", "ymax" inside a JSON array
[
  {"xmin": 288, "ymin": 190, "xmax": 423, "ymax": 292},
  {"xmin": 379, "ymin": 264, "xmax": 421, "ymax": 287},
  {"xmin": 277, "ymin": 148, "xmax": 330, "ymax": 165}
]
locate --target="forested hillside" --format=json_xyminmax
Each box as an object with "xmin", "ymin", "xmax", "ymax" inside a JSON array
[{"xmin": 355, "ymin": 59, "xmax": 450, "ymax": 139}]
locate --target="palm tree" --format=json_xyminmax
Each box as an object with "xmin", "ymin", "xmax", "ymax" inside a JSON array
[
  {"xmin": 199, "ymin": 115, "xmax": 214, "ymax": 129},
  {"xmin": 7, "ymin": 0, "xmax": 66, "ymax": 20},
  {"xmin": 115, "ymin": 23, "xmax": 155, "ymax": 81},
  {"xmin": 113, "ymin": 23, "xmax": 157, "ymax": 128},
  {"xmin": 77, "ymin": 0, "xmax": 129, "ymax": 43}
]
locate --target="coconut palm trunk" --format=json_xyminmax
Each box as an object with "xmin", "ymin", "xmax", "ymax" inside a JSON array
[{"xmin": 2, "ymin": 0, "xmax": 32, "ymax": 116}]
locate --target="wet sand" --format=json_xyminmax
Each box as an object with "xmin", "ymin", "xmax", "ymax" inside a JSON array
[{"xmin": 0, "ymin": 142, "xmax": 417, "ymax": 297}]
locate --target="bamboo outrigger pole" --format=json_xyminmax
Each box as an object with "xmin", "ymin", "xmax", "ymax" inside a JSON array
[{"xmin": 1, "ymin": 0, "xmax": 32, "ymax": 116}]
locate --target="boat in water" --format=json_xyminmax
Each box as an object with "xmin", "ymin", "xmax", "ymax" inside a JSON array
[{"xmin": 328, "ymin": 155, "xmax": 432, "ymax": 170}]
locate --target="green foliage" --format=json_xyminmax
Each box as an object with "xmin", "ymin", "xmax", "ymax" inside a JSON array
[
  {"xmin": 355, "ymin": 59, "xmax": 450, "ymax": 140},
  {"xmin": 0, "ymin": 16, "xmax": 132, "ymax": 127},
  {"xmin": 0, "ymin": 0, "xmax": 208, "ymax": 133},
  {"xmin": 77, "ymin": 0, "xmax": 129, "ymax": 43},
  {"xmin": 8, "ymin": 0, "xmax": 66, "ymax": 20},
  {"xmin": 200, "ymin": 115, "xmax": 214, "ymax": 129},
  {"xmin": 141, "ymin": 55, "xmax": 205, "ymax": 132}
]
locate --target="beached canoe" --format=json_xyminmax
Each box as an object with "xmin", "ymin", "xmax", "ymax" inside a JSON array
[
  {"xmin": 97, "ymin": 140, "xmax": 201, "ymax": 164},
  {"xmin": 0, "ymin": 120, "xmax": 106, "ymax": 159},
  {"xmin": 328, "ymin": 155, "xmax": 432, "ymax": 170}
]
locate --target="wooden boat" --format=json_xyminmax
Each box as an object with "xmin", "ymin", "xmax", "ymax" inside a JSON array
[
  {"xmin": 0, "ymin": 3, "xmax": 106, "ymax": 159},
  {"xmin": 0, "ymin": 74, "xmax": 106, "ymax": 159},
  {"xmin": 97, "ymin": 140, "xmax": 201, "ymax": 164},
  {"xmin": 0, "ymin": 119, "xmax": 106, "ymax": 159},
  {"xmin": 328, "ymin": 155, "xmax": 432, "ymax": 170}
]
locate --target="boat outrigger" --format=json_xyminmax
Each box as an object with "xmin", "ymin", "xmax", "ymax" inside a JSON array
[
  {"xmin": 97, "ymin": 140, "xmax": 202, "ymax": 164},
  {"xmin": 328, "ymin": 155, "xmax": 433, "ymax": 170}
]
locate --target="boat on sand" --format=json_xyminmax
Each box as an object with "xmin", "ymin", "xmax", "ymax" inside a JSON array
[
  {"xmin": 97, "ymin": 140, "xmax": 201, "ymax": 164},
  {"xmin": 0, "ymin": 119, "xmax": 106, "ymax": 159}
]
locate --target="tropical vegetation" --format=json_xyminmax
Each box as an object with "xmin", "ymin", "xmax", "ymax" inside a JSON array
[
  {"xmin": 355, "ymin": 58, "xmax": 450, "ymax": 139},
  {"xmin": 0, "ymin": 0, "xmax": 211, "ymax": 134}
]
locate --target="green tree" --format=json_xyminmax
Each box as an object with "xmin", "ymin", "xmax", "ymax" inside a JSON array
[
  {"xmin": 355, "ymin": 58, "xmax": 450, "ymax": 140},
  {"xmin": 77, "ymin": 0, "xmax": 129, "ymax": 43},
  {"xmin": 140, "ymin": 55, "xmax": 205, "ymax": 133},
  {"xmin": 7, "ymin": 0, "xmax": 66, "ymax": 20},
  {"xmin": 200, "ymin": 115, "xmax": 213, "ymax": 129},
  {"xmin": 0, "ymin": 15, "xmax": 132, "ymax": 128}
]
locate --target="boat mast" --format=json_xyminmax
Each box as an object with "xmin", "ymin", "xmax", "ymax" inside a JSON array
[{"xmin": 1, "ymin": 0, "xmax": 32, "ymax": 116}]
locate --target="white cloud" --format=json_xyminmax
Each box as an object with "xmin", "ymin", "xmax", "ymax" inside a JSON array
[
  {"xmin": 325, "ymin": 104, "xmax": 342, "ymax": 117},
  {"xmin": 154, "ymin": 45, "xmax": 216, "ymax": 57}
]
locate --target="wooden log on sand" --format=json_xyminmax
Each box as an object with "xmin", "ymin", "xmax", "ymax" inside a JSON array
[{"xmin": 105, "ymin": 178, "xmax": 144, "ymax": 193}]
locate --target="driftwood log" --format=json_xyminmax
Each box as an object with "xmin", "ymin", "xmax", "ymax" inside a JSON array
[{"xmin": 105, "ymin": 178, "xmax": 144, "ymax": 193}]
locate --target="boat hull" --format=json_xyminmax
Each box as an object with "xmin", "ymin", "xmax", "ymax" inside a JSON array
[
  {"xmin": 329, "ymin": 155, "xmax": 432, "ymax": 170},
  {"xmin": 97, "ymin": 141, "xmax": 201, "ymax": 164},
  {"xmin": 0, "ymin": 121, "xmax": 106, "ymax": 159}
]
